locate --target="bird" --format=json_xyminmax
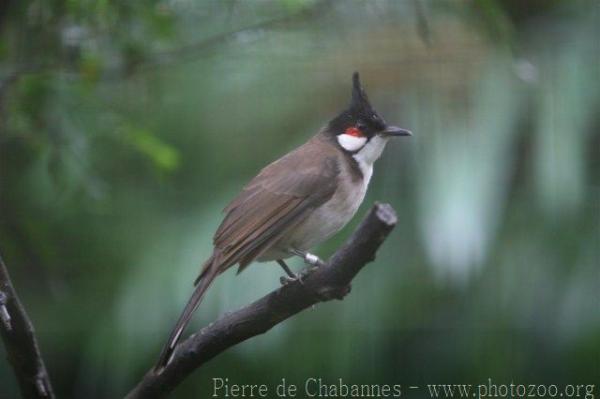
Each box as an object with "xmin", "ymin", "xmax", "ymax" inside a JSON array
[{"xmin": 154, "ymin": 72, "xmax": 412, "ymax": 371}]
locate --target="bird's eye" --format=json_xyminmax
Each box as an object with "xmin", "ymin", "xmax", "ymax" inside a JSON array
[{"xmin": 345, "ymin": 127, "xmax": 363, "ymax": 137}]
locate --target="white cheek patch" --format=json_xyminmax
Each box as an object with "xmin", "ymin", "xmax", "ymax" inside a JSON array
[{"xmin": 337, "ymin": 134, "xmax": 367, "ymax": 152}]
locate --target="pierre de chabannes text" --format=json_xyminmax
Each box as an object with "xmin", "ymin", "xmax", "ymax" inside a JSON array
[{"xmin": 213, "ymin": 377, "xmax": 596, "ymax": 399}]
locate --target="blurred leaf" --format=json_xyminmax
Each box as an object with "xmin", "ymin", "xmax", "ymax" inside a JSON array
[
  {"xmin": 472, "ymin": 0, "xmax": 517, "ymax": 49},
  {"xmin": 18, "ymin": 74, "xmax": 52, "ymax": 120},
  {"xmin": 121, "ymin": 124, "xmax": 180, "ymax": 173},
  {"xmin": 147, "ymin": 4, "xmax": 176, "ymax": 39},
  {"xmin": 79, "ymin": 52, "xmax": 103, "ymax": 84}
]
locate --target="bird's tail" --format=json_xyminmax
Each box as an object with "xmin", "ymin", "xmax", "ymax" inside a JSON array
[{"xmin": 154, "ymin": 256, "xmax": 220, "ymax": 372}]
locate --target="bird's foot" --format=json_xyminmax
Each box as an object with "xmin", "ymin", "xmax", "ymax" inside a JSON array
[
  {"xmin": 279, "ymin": 265, "xmax": 321, "ymax": 286},
  {"xmin": 278, "ymin": 252, "xmax": 325, "ymax": 286},
  {"xmin": 277, "ymin": 259, "xmax": 303, "ymax": 286},
  {"xmin": 280, "ymin": 273, "xmax": 303, "ymax": 286},
  {"xmin": 279, "ymin": 265, "xmax": 320, "ymax": 286},
  {"xmin": 299, "ymin": 265, "xmax": 319, "ymax": 278}
]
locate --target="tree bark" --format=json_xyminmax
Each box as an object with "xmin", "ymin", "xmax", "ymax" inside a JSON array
[{"xmin": 0, "ymin": 252, "xmax": 55, "ymax": 399}]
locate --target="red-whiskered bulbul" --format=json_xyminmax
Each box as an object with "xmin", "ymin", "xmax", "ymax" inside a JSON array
[{"xmin": 155, "ymin": 72, "xmax": 411, "ymax": 370}]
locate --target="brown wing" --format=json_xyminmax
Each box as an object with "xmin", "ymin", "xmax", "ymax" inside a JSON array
[{"xmin": 208, "ymin": 137, "xmax": 340, "ymax": 276}]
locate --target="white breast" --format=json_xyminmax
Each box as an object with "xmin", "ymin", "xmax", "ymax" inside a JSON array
[{"xmin": 279, "ymin": 160, "xmax": 371, "ymax": 253}]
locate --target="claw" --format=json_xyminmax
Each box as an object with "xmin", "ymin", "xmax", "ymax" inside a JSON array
[
  {"xmin": 280, "ymin": 265, "xmax": 319, "ymax": 286},
  {"xmin": 280, "ymin": 274, "xmax": 304, "ymax": 286},
  {"xmin": 300, "ymin": 266, "xmax": 319, "ymax": 278}
]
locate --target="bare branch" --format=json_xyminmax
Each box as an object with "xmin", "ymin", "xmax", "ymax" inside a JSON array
[
  {"xmin": 0, "ymin": 252, "xmax": 55, "ymax": 399},
  {"xmin": 125, "ymin": 202, "xmax": 398, "ymax": 399}
]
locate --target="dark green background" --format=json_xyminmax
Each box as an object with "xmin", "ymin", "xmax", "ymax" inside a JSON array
[{"xmin": 0, "ymin": 1, "xmax": 598, "ymax": 398}]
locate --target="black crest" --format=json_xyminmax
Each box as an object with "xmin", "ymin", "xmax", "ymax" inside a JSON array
[
  {"xmin": 327, "ymin": 72, "xmax": 386, "ymax": 136},
  {"xmin": 350, "ymin": 72, "xmax": 373, "ymax": 114}
]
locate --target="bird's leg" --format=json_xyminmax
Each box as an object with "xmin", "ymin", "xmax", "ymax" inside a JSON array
[
  {"xmin": 290, "ymin": 248, "xmax": 327, "ymax": 268},
  {"xmin": 277, "ymin": 259, "xmax": 296, "ymax": 278},
  {"xmin": 289, "ymin": 249, "xmax": 325, "ymax": 282},
  {"xmin": 277, "ymin": 259, "xmax": 301, "ymax": 286},
  {"xmin": 278, "ymin": 250, "xmax": 327, "ymax": 286}
]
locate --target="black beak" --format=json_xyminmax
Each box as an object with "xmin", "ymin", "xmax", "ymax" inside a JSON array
[{"xmin": 380, "ymin": 125, "xmax": 412, "ymax": 137}]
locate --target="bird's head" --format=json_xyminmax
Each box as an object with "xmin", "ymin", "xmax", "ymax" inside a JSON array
[{"xmin": 327, "ymin": 72, "xmax": 411, "ymax": 160}]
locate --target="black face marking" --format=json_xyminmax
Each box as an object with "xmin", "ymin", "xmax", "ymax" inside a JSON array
[{"xmin": 326, "ymin": 72, "xmax": 388, "ymax": 141}]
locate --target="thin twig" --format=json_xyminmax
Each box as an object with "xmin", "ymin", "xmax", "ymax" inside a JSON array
[
  {"xmin": 0, "ymin": 252, "xmax": 55, "ymax": 399},
  {"xmin": 125, "ymin": 202, "xmax": 397, "ymax": 399},
  {"xmin": 127, "ymin": 1, "xmax": 327, "ymax": 74},
  {"xmin": 414, "ymin": 0, "xmax": 433, "ymax": 47},
  {"xmin": 2, "ymin": 0, "xmax": 330, "ymax": 84}
]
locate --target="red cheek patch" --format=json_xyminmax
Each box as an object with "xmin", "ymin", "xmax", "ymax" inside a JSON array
[{"xmin": 345, "ymin": 127, "xmax": 363, "ymax": 137}]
